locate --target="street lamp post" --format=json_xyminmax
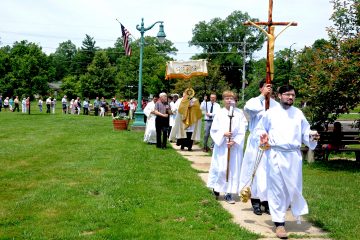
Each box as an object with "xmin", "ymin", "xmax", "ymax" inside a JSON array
[
  {"xmin": 132, "ymin": 18, "xmax": 166, "ymax": 128},
  {"xmin": 288, "ymin": 42, "xmax": 296, "ymax": 84},
  {"xmin": 241, "ymin": 38, "xmax": 246, "ymax": 102},
  {"xmin": 127, "ymin": 85, "xmax": 134, "ymax": 99}
]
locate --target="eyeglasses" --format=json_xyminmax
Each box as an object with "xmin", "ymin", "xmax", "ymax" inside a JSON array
[{"xmin": 281, "ymin": 93, "xmax": 296, "ymax": 97}]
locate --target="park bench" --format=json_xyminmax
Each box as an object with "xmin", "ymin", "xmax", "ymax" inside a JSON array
[{"xmin": 302, "ymin": 131, "xmax": 360, "ymax": 162}]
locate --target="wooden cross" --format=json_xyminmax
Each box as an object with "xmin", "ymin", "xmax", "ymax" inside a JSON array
[{"xmin": 244, "ymin": 0, "xmax": 297, "ymax": 109}]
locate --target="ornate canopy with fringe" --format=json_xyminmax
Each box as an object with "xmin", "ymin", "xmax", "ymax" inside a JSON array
[{"xmin": 165, "ymin": 59, "xmax": 208, "ymax": 80}]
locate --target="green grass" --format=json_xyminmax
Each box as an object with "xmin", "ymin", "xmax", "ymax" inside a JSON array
[
  {"xmin": 336, "ymin": 113, "xmax": 360, "ymax": 120},
  {"xmin": 303, "ymin": 161, "xmax": 360, "ymax": 240},
  {"xmin": 0, "ymin": 111, "xmax": 258, "ymax": 239},
  {"xmin": 1, "ymin": 106, "xmax": 360, "ymax": 239}
]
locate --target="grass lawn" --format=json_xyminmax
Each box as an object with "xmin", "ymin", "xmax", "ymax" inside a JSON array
[
  {"xmin": 1, "ymin": 106, "xmax": 359, "ymax": 239},
  {"xmin": 303, "ymin": 160, "xmax": 360, "ymax": 240},
  {"xmin": 0, "ymin": 110, "xmax": 257, "ymax": 239}
]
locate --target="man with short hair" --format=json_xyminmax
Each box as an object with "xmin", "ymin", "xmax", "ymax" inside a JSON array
[
  {"xmin": 256, "ymin": 85, "xmax": 319, "ymax": 239},
  {"xmin": 240, "ymin": 80, "xmax": 279, "ymax": 216},
  {"xmin": 93, "ymin": 97, "xmax": 100, "ymax": 116},
  {"xmin": 13, "ymin": 96, "xmax": 19, "ymax": 112},
  {"xmin": 201, "ymin": 93, "xmax": 220, "ymax": 152},
  {"xmin": 61, "ymin": 95, "xmax": 67, "ymax": 114},
  {"xmin": 154, "ymin": 93, "xmax": 170, "ymax": 149},
  {"xmin": 46, "ymin": 97, "xmax": 51, "ymax": 114}
]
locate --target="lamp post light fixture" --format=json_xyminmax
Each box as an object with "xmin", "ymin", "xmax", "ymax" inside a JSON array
[
  {"xmin": 127, "ymin": 85, "xmax": 134, "ymax": 99},
  {"xmin": 288, "ymin": 42, "xmax": 296, "ymax": 84},
  {"xmin": 132, "ymin": 18, "xmax": 166, "ymax": 128}
]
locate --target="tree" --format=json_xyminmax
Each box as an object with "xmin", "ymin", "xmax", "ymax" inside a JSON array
[
  {"xmin": 79, "ymin": 51, "xmax": 117, "ymax": 99},
  {"xmin": 0, "ymin": 46, "xmax": 11, "ymax": 95},
  {"xmin": 61, "ymin": 75, "xmax": 80, "ymax": 99},
  {"xmin": 189, "ymin": 10, "xmax": 265, "ymax": 91},
  {"xmin": 115, "ymin": 36, "xmax": 177, "ymax": 99},
  {"xmin": 292, "ymin": 0, "xmax": 360, "ymax": 128},
  {"xmin": 50, "ymin": 40, "xmax": 77, "ymax": 81},
  {"xmin": 273, "ymin": 48, "xmax": 298, "ymax": 88},
  {"xmin": 0, "ymin": 40, "xmax": 51, "ymax": 98},
  {"xmin": 327, "ymin": 0, "xmax": 360, "ymax": 42},
  {"xmin": 71, "ymin": 34, "xmax": 98, "ymax": 75}
]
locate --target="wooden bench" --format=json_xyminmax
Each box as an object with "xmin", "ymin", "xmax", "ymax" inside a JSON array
[{"xmin": 303, "ymin": 131, "xmax": 360, "ymax": 162}]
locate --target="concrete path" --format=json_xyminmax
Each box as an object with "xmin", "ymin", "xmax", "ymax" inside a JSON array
[{"xmin": 171, "ymin": 142, "xmax": 330, "ymax": 239}]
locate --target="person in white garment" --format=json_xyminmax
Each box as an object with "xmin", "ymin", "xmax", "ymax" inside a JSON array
[
  {"xmin": 240, "ymin": 80, "xmax": 279, "ymax": 215},
  {"xmin": 256, "ymin": 85, "xmax": 319, "ymax": 239},
  {"xmin": 200, "ymin": 93, "xmax": 221, "ymax": 152},
  {"xmin": 143, "ymin": 96, "xmax": 158, "ymax": 144},
  {"xmin": 168, "ymin": 94, "xmax": 179, "ymax": 138},
  {"xmin": 169, "ymin": 88, "xmax": 202, "ymax": 151},
  {"xmin": 21, "ymin": 98, "xmax": 26, "ymax": 113},
  {"xmin": 207, "ymin": 90, "xmax": 247, "ymax": 204}
]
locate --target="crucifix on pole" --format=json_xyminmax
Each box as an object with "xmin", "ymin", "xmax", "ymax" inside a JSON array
[{"xmin": 244, "ymin": 0, "xmax": 297, "ymax": 110}]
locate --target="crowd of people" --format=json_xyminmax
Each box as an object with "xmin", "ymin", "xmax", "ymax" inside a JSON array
[
  {"xmin": 60, "ymin": 95, "xmax": 137, "ymax": 118},
  {"xmin": 142, "ymin": 82, "xmax": 320, "ymax": 239},
  {"xmin": 0, "ymin": 95, "xmax": 35, "ymax": 113}
]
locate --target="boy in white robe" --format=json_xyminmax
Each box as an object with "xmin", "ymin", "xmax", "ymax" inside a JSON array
[
  {"xmin": 256, "ymin": 85, "xmax": 319, "ymax": 239},
  {"xmin": 143, "ymin": 96, "xmax": 158, "ymax": 144},
  {"xmin": 207, "ymin": 91, "xmax": 247, "ymax": 204},
  {"xmin": 240, "ymin": 80, "xmax": 279, "ymax": 215}
]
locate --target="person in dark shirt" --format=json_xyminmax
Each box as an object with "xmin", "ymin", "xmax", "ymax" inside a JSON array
[{"xmin": 154, "ymin": 93, "xmax": 171, "ymax": 149}]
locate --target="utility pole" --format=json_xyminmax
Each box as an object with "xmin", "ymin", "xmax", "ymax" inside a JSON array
[{"xmin": 241, "ymin": 38, "xmax": 246, "ymax": 102}]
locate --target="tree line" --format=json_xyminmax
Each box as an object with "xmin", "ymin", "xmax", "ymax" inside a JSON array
[{"xmin": 0, "ymin": 0, "xmax": 358, "ymax": 128}]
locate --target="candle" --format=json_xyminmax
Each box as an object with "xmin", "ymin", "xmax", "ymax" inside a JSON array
[{"xmin": 229, "ymin": 105, "xmax": 234, "ymax": 116}]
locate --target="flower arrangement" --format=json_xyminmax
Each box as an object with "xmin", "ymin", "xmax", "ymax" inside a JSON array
[{"xmin": 112, "ymin": 114, "xmax": 130, "ymax": 120}]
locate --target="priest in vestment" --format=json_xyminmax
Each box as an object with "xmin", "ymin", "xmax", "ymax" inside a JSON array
[
  {"xmin": 143, "ymin": 96, "xmax": 158, "ymax": 144},
  {"xmin": 256, "ymin": 85, "xmax": 318, "ymax": 238},
  {"xmin": 239, "ymin": 80, "xmax": 279, "ymax": 215},
  {"xmin": 207, "ymin": 91, "xmax": 247, "ymax": 204},
  {"xmin": 169, "ymin": 89, "xmax": 202, "ymax": 151}
]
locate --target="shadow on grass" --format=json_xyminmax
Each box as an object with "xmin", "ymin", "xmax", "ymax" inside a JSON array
[{"xmin": 306, "ymin": 159, "xmax": 359, "ymax": 172}]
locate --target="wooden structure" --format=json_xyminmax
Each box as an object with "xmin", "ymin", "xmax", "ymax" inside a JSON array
[
  {"xmin": 302, "ymin": 131, "xmax": 360, "ymax": 162},
  {"xmin": 244, "ymin": 0, "xmax": 297, "ymax": 110}
]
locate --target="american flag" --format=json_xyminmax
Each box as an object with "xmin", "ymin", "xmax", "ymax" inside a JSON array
[{"xmin": 121, "ymin": 23, "xmax": 132, "ymax": 56}]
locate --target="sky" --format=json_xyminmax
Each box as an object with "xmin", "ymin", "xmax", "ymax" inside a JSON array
[{"xmin": 0, "ymin": 0, "xmax": 334, "ymax": 60}]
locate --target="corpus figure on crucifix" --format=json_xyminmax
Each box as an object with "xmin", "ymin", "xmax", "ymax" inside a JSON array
[
  {"xmin": 246, "ymin": 21, "xmax": 294, "ymax": 82},
  {"xmin": 244, "ymin": 0, "xmax": 297, "ymax": 109}
]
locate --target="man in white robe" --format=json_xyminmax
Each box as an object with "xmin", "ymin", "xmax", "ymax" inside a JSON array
[
  {"xmin": 168, "ymin": 94, "xmax": 179, "ymax": 138},
  {"xmin": 240, "ymin": 80, "xmax": 279, "ymax": 215},
  {"xmin": 207, "ymin": 91, "xmax": 247, "ymax": 204},
  {"xmin": 143, "ymin": 96, "xmax": 158, "ymax": 144},
  {"xmin": 256, "ymin": 85, "xmax": 319, "ymax": 239},
  {"xmin": 169, "ymin": 89, "xmax": 202, "ymax": 151}
]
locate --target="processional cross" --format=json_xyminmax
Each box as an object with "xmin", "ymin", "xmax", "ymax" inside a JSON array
[{"xmin": 244, "ymin": 0, "xmax": 297, "ymax": 109}]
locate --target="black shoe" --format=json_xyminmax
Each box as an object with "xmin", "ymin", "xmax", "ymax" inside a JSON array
[
  {"xmin": 253, "ymin": 206, "xmax": 262, "ymax": 215},
  {"xmin": 212, "ymin": 189, "xmax": 220, "ymax": 200},
  {"xmin": 251, "ymin": 198, "xmax": 262, "ymax": 215},
  {"xmin": 261, "ymin": 201, "xmax": 270, "ymax": 215}
]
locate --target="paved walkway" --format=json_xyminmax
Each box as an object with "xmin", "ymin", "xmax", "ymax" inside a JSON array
[{"xmin": 171, "ymin": 142, "xmax": 331, "ymax": 239}]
